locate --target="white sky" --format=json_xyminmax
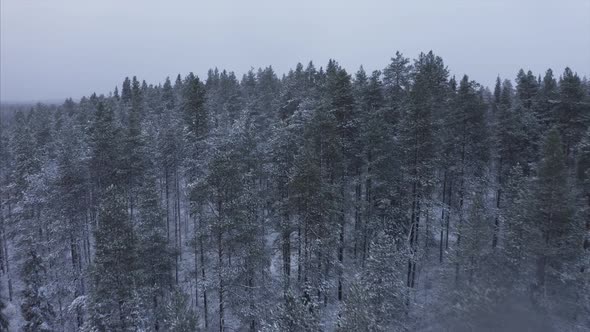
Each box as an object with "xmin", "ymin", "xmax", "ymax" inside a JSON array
[{"xmin": 1, "ymin": 0, "xmax": 589, "ymax": 102}]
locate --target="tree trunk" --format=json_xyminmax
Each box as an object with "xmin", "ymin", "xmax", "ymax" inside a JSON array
[
  {"xmin": 176, "ymin": 170, "xmax": 182, "ymax": 263},
  {"xmin": 353, "ymin": 166, "xmax": 362, "ymax": 261},
  {"xmin": 217, "ymin": 198, "xmax": 224, "ymax": 332},
  {"xmin": 174, "ymin": 183, "xmax": 179, "ymax": 284},
  {"xmin": 338, "ymin": 169, "xmax": 346, "ymax": 302},
  {"xmin": 194, "ymin": 214, "xmax": 199, "ymax": 308},
  {"xmin": 439, "ymin": 170, "xmax": 447, "ymax": 263},
  {"xmin": 455, "ymin": 130, "xmax": 467, "ymax": 285},
  {"xmin": 165, "ymin": 167, "xmax": 170, "ymax": 242},
  {"xmin": 408, "ymin": 180, "xmax": 418, "ymax": 289},
  {"xmin": 282, "ymin": 228, "xmax": 291, "ymax": 290},
  {"xmin": 297, "ymin": 222, "xmax": 302, "ymax": 285},
  {"xmin": 363, "ymin": 149, "xmax": 372, "ymax": 267},
  {"xmin": 201, "ymin": 236, "xmax": 208, "ymax": 329},
  {"xmin": 217, "ymin": 229, "xmax": 224, "ymax": 332},
  {"xmin": 6, "ymin": 200, "xmax": 13, "ymax": 301},
  {"xmin": 445, "ymin": 177, "xmax": 453, "ymax": 250},
  {"xmin": 338, "ymin": 216, "xmax": 344, "ymax": 301},
  {"xmin": 493, "ymin": 157, "xmax": 502, "ymax": 248}
]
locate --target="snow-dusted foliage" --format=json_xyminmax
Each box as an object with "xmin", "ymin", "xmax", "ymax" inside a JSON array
[{"xmin": 0, "ymin": 56, "xmax": 589, "ymax": 331}]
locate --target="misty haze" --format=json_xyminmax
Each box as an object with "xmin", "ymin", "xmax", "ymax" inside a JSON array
[{"xmin": 0, "ymin": 1, "xmax": 589, "ymax": 331}]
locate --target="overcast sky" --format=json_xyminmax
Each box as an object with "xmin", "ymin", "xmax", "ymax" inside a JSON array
[{"xmin": 1, "ymin": 0, "xmax": 589, "ymax": 102}]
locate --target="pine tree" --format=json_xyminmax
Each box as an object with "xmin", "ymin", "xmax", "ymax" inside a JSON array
[
  {"xmin": 88, "ymin": 185, "xmax": 138, "ymax": 331},
  {"xmin": 11, "ymin": 110, "xmax": 40, "ymax": 192},
  {"xmin": 529, "ymin": 129, "xmax": 579, "ymax": 299},
  {"xmin": 113, "ymin": 86, "xmax": 120, "ymax": 101},
  {"xmin": 383, "ymin": 51, "xmax": 412, "ymax": 123},
  {"xmin": 162, "ymin": 289, "xmax": 198, "ymax": 332},
  {"xmin": 496, "ymin": 78, "xmax": 538, "ymax": 177},
  {"xmin": 516, "ymin": 69, "xmax": 539, "ymax": 110},
  {"xmin": 54, "ymin": 114, "xmax": 90, "ymax": 328},
  {"xmin": 90, "ymin": 102, "xmax": 122, "ymax": 192},
  {"xmin": 353, "ymin": 68, "xmax": 385, "ymax": 265},
  {"xmin": 455, "ymin": 188, "xmax": 493, "ymax": 287},
  {"xmin": 0, "ymin": 297, "xmax": 8, "ymax": 331},
  {"xmin": 346, "ymin": 232, "xmax": 408, "ymax": 331},
  {"xmin": 501, "ymin": 165, "xmax": 530, "ymax": 283},
  {"xmin": 535, "ymin": 69, "xmax": 558, "ymax": 129},
  {"xmin": 575, "ymin": 129, "xmax": 590, "ymax": 328},
  {"xmin": 400, "ymin": 51, "xmax": 448, "ymax": 289},
  {"xmin": 447, "ymin": 75, "xmax": 490, "ymax": 275},
  {"xmin": 250, "ymin": 67, "xmax": 281, "ymax": 133},
  {"xmin": 10, "ymin": 110, "xmax": 56, "ymax": 331},
  {"xmin": 20, "ymin": 250, "xmax": 54, "ymax": 332},
  {"xmin": 162, "ymin": 77, "xmax": 175, "ymax": 111},
  {"xmin": 262, "ymin": 291, "xmax": 320, "ymax": 332},
  {"xmin": 123, "ymin": 76, "xmax": 146, "ymax": 222},
  {"xmin": 493, "ymin": 76, "xmax": 502, "ymax": 109},
  {"xmin": 135, "ymin": 166, "xmax": 173, "ymax": 330},
  {"xmin": 121, "ymin": 77, "xmax": 132, "ymax": 104},
  {"xmin": 558, "ymin": 67, "xmax": 587, "ymax": 160},
  {"xmin": 323, "ymin": 59, "xmax": 356, "ymax": 302},
  {"xmin": 183, "ymin": 73, "xmax": 207, "ymax": 142}
]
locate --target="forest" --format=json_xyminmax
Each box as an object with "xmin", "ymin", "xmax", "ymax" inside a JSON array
[{"xmin": 0, "ymin": 51, "xmax": 589, "ymax": 331}]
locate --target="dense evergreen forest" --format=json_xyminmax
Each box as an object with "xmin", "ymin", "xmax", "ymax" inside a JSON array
[{"xmin": 0, "ymin": 52, "xmax": 589, "ymax": 331}]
